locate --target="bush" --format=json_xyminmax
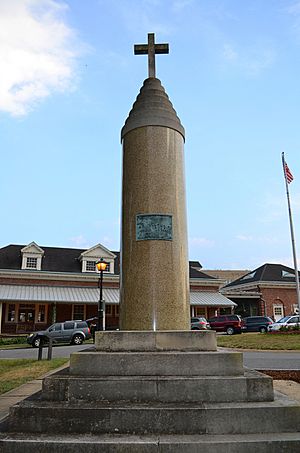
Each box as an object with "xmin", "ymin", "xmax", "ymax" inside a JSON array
[
  {"xmin": 279, "ymin": 325, "xmax": 300, "ymax": 332},
  {"xmin": 0, "ymin": 336, "xmax": 27, "ymax": 345}
]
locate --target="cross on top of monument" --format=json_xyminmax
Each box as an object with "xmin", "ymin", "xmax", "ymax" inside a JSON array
[{"xmin": 134, "ymin": 33, "xmax": 169, "ymax": 78}]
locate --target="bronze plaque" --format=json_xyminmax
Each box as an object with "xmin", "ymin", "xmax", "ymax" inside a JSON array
[{"xmin": 136, "ymin": 214, "xmax": 173, "ymax": 241}]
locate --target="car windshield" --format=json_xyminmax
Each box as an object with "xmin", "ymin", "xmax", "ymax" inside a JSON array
[{"xmin": 276, "ymin": 316, "xmax": 291, "ymax": 323}]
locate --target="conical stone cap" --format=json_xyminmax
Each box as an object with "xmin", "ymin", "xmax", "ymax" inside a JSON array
[{"xmin": 121, "ymin": 78, "xmax": 185, "ymax": 141}]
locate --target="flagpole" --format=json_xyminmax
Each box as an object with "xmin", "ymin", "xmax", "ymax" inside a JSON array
[{"xmin": 282, "ymin": 152, "xmax": 300, "ymax": 316}]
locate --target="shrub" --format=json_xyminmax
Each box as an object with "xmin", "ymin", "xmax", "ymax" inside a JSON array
[{"xmin": 0, "ymin": 336, "xmax": 27, "ymax": 345}]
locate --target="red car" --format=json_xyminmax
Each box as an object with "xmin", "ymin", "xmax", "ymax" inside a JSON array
[{"xmin": 207, "ymin": 314, "xmax": 242, "ymax": 335}]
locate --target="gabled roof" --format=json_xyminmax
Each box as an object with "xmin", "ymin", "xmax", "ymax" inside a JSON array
[
  {"xmin": 21, "ymin": 242, "xmax": 44, "ymax": 255},
  {"xmin": 79, "ymin": 243, "xmax": 116, "ymax": 260},
  {"xmin": 0, "ymin": 244, "xmax": 209, "ymax": 280},
  {"xmin": 223, "ymin": 263, "xmax": 300, "ymax": 289},
  {"xmin": 189, "ymin": 267, "xmax": 216, "ymax": 279},
  {"xmin": 0, "ymin": 244, "xmax": 120, "ymax": 274}
]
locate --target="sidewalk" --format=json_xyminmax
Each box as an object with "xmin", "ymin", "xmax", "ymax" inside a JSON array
[{"xmin": 0, "ymin": 362, "xmax": 69, "ymax": 421}]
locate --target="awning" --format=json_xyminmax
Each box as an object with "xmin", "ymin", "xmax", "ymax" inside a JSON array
[
  {"xmin": 0, "ymin": 285, "xmax": 236, "ymax": 307},
  {"xmin": 190, "ymin": 291, "xmax": 236, "ymax": 307},
  {"xmin": 0, "ymin": 285, "xmax": 119, "ymax": 304}
]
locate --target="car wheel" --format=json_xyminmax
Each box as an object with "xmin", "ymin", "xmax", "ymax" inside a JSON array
[
  {"xmin": 72, "ymin": 334, "xmax": 84, "ymax": 345},
  {"xmin": 33, "ymin": 337, "xmax": 41, "ymax": 348},
  {"xmin": 226, "ymin": 327, "xmax": 234, "ymax": 335},
  {"xmin": 259, "ymin": 326, "xmax": 267, "ymax": 333}
]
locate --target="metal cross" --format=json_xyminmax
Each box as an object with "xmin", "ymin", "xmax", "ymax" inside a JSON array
[{"xmin": 134, "ymin": 33, "xmax": 169, "ymax": 78}]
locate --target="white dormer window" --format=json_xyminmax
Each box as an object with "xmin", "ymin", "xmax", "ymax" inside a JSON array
[
  {"xmin": 79, "ymin": 244, "xmax": 116, "ymax": 274},
  {"xmin": 84, "ymin": 259, "xmax": 111, "ymax": 273},
  {"xmin": 282, "ymin": 270, "xmax": 295, "ymax": 278},
  {"xmin": 21, "ymin": 242, "xmax": 44, "ymax": 271},
  {"xmin": 26, "ymin": 257, "xmax": 38, "ymax": 269},
  {"xmin": 86, "ymin": 261, "xmax": 96, "ymax": 272},
  {"xmin": 241, "ymin": 271, "xmax": 256, "ymax": 280}
]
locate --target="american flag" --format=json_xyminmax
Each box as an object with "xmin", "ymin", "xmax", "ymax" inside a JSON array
[{"xmin": 284, "ymin": 162, "xmax": 294, "ymax": 184}]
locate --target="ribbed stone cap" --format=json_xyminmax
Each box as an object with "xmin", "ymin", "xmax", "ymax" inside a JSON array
[{"xmin": 121, "ymin": 77, "xmax": 185, "ymax": 141}]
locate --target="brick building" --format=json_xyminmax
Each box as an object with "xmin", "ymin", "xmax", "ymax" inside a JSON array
[
  {"xmin": 221, "ymin": 263, "xmax": 300, "ymax": 320},
  {"xmin": 0, "ymin": 242, "xmax": 235, "ymax": 334}
]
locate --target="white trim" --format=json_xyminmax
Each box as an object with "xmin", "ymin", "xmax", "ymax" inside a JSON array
[
  {"xmin": 273, "ymin": 304, "xmax": 284, "ymax": 321},
  {"xmin": 21, "ymin": 242, "xmax": 44, "ymax": 271},
  {"xmin": 79, "ymin": 243, "xmax": 116, "ymax": 259},
  {"xmin": 21, "ymin": 242, "xmax": 44, "ymax": 254}
]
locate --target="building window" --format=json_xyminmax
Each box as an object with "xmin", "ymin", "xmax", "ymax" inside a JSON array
[
  {"xmin": 195, "ymin": 307, "xmax": 206, "ymax": 317},
  {"xmin": 106, "ymin": 305, "xmax": 112, "ymax": 316},
  {"xmin": 114, "ymin": 305, "xmax": 119, "ymax": 315},
  {"xmin": 7, "ymin": 304, "xmax": 16, "ymax": 322},
  {"xmin": 73, "ymin": 304, "xmax": 84, "ymax": 320},
  {"xmin": 86, "ymin": 261, "xmax": 96, "ymax": 272},
  {"xmin": 241, "ymin": 271, "xmax": 256, "ymax": 280},
  {"xmin": 18, "ymin": 304, "xmax": 35, "ymax": 322},
  {"xmin": 26, "ymin": 257, "xmax": 38, "ymax": 269},
  {"xmin": 273, "ymin": 304, "xmax": 284, "ymax": 321},
  {"xmin": 37, "ymin": 305, "xmax": 46, "ymax": 323}
]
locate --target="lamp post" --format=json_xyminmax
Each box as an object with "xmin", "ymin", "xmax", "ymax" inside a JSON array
[{"xmin": 96, "ymin": 259, "xmax": 108, "ymax": 331}]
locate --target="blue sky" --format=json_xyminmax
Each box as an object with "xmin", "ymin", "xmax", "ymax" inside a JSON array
[{"xmin": 1, "ymin": 0, "xmax": 300, "ymax": 270}]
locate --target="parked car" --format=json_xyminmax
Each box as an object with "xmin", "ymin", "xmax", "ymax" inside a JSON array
[
  {"xmin": 27, "ymin": 320, "xmax": 91, "ymax": 347},
  {"xmin": 207, "ymin": 314, "xmax": 242, "ymax": 335},
  {"xmin": 242, "ymin": 316, "xmax": 273, "ymax": 333},
  {"xmin": 268, "ymin": 315, "xmax": 300, "ymax": 332},
  {"xmin": 191, "ymin": 317, "xmax": 210, "ymax": 330}
]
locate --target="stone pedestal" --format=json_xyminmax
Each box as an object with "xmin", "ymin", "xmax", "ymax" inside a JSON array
[{"xmin": 1, "ymin": 331, "xmax": 300, "ymax": 451}]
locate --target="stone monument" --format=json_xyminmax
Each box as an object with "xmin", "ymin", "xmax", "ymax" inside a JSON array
[
  {"xmin": 1, "ymin": 33, "xmax": 300, "ymax": 452},
  {"xmin": 120, "ymin": 33, "xmax": 190, "ymax": 331}
]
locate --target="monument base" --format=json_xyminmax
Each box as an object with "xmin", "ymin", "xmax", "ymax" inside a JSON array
[{"xmin": 1, "ymin": 330, "xmax": 300, "ymax": 451}]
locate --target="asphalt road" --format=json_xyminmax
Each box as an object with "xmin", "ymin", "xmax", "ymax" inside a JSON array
[
  {"xmin": 0, "ymin": 344, "xmax": 299, "ymax": 370},
  {"xmin": 243, "ymin": 350, "xmax": 300, "ymax": 370},
  {"xmin": 0, "ymin": 343, "xmax": 92, "ymax": 360}
]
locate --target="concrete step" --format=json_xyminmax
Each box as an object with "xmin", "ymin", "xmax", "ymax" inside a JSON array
[
  {"xmin": 6, "ymin": 394, "xmax": 300, "ymax": 435},
  {"xmin": 42, "ymin": 369, "xmax": 274, "ymax": 403},
  {"xmin": 1, "ymin": 432, "xmax": 300, "ymax": 452},
  {"xmin": 69, "ymin": 351, "xmax": 244, "ymax": 377},
  {"xmin": 94, "ymin": 330, "xmax": 217, "ymax": 352}
]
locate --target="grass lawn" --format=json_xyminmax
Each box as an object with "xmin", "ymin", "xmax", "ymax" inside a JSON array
[
  {"xmin": 0, "ymin": 358, "xmax": 69, "ymax": 395},
  {"xmin": 217, "ymin": 333, "xmax": 300, "ymax": 350}
]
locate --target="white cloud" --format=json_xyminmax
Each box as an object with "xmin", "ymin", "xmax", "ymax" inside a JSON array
[
  {"xmin": 172, "ymin": 0, "xmax": 194, "ymax": 13},
  {"xmin": 223, "ymin": 43, "xmax": 238, "ymax": 61},
  {"xmin": 69, "ymin": 235, "xmax": 91, "ymax": 249},
  {"xmin": 221, "ymin": 43, "xmax": 275, "ymax": 76},
  {"xmin": 283, "ymin": 2, "xmax": 300, "ymax": 43},
  {"xmin": 0, "ymin": 0, "xmax": 82, "ymax": 116},
  {"xmin": 189, "ymin": 237, "xmax": 215, "ymax": 247},
  {"xmin": 286, "ymin": 1, "xmax": 300, "ymax": 15},
  {"xmin": 259, "ymin": 191, "xmax": 300, "ymax": 223},
  {"xmin": 236, "ymin": 234, "xmax": 279, "ymax": 244},
  {"xmin": 236, "ymin": 234, "xmax": 253, "ymax": 241}
]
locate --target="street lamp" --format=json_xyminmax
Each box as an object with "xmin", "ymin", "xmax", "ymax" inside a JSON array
[{"xmin": 96, "ymin": 258, "xmax": 108, "ymax": 331}]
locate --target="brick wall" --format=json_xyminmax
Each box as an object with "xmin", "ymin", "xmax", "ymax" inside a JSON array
[{"xmin": 259, "ymin": 286, "xmax": 298, "ymax": 318}]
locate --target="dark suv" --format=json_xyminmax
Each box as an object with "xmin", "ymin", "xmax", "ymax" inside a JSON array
[
  {"xmin": 27, "ymin": 320, "xmax": 91, "ymax": 347},
  {"xmin": 242, "ymin": 316, "xmax": 273, "ymax": 333},
  {"xmin": 207, "ymin": 314, "xmax": 242, "ymax": 335}
]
